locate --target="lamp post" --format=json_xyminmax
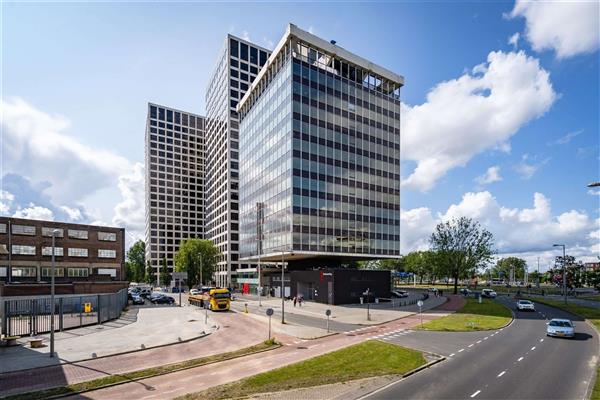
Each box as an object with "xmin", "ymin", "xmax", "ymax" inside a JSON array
[
  {"xmin": 50, "ymin": 229, "xmax": 60, "ymax": 358},
  {"xmin": 553, "ymin": 244, "xmax": 567, "ymax": 304},
  {"xmin": 281, "ymin": 248, "xmax": 285, "ymax": 324}
]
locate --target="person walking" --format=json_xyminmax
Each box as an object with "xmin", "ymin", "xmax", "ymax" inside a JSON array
[{"xmin": 293, "ymin": 296, "xmax": 297, "ymax": 307}]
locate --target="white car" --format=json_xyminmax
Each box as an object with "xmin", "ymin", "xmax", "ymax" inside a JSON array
[
  {"xmin": 481, "ymin": 289, "xmax": 497, "ymax": 298},
  {"xmin": 516, "ymin": 299, "xmax": 535, "ymax": 311},
  {"xmin": 547, "ymin": 318, "xmax": 575, "ymax": 338},
  {"xmin": 190, "ymin": 288, "xmax": 200, "ymax": 296}
]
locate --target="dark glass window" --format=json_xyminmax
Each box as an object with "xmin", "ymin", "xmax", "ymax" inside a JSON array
[
  {"xmin": 167, "ymin": 110, "xmax": 173, "ymax": 122},
  {"xmin": 240, "ymin": 72, "xmax": 248, "ymax": 81},
  {"xmin": 240, "ymin": 62, "xmax": 248, "ymax": 71},
  {"xmin": 240, "ymin": 82, "xmax": 248, "ymax": 91},
  {"xmin": 230, "ymin": 38, "xmax": 238, "ymax": 57},
  {"xmin": 240, "ymin": 43, "xmax": 248, "ymax": 60},
  {"xmin": 230, "ymin": 79, "xmax": 238, "ymax": 88},
  {"xmin": 174, "ymin": 112, "xmax": 180, "ymax": 124},
  {"xmin": 230, "ymin": 69, "xmax": 238, "ymax": 78},
  {"xmin": 150, "ymin": 105, "xmax": 157, "ymax": 118},
  {"xmin": 250, "ymin": 66, "xmax": 258, "ymax": 74},
  {"xmin": 259, "ymin": 51, "xmax": 267, "ymax": 66},
  {"xmin": 231, "ymin": 59, "xmax": 238, "ymax": 68},
  {"xmin": 250, "ymin": 47, "xmax": 258, "ymax": 64},
  {"xmin": 158, "ymin": 108, "xmax": 165, "ymax": 120},
  {"xmin": 230, "ymin": 89, "xmax": 238, "ymax": 98}
]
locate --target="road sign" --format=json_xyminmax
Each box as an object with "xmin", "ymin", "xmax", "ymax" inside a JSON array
[
  {"xmin": 325, "ymin": 309, "xmax": 332, "ymax": 333},
  {"xmin": 266, "ymin": 308, "xmax": 274, "ymax": 316},
  {"xmin": 173, "ymin": 272, "xmax": 187, "ymax": 280},
  {"xmin": 417, "ymin": 300, "xmax": 423, "ymax": 307},
  {"xmin": 325, "ymin": 309, "xmax": 331, "ymax": 316},
  {"xmin": 266, "ymin": 308, "xmax": 274, "ymax": 340}
]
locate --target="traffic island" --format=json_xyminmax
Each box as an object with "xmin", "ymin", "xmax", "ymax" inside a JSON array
[
  {"xmin": 417, "ymin": 298, "xmax": 512, "ymax": 331},
  {"xmin": 176, "ymin": 340, "xmax": 426, "ymax": 400}
]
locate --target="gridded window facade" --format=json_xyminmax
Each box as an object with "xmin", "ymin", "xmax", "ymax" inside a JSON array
[
  {"xmin": 98, "ymin": 249, "xmax": 116, "ymax": 258},
  {"xmin": 68, "ymin": 248, "xmax": 88, "ymax": 257},
  {"xmin": 12, "ymin": 245, "xmax": 36, "ymax": 255},
  {"xmin": 68, "ymin": 268, "xmax": 89, "ymax": 277},
  {"xmin": 239, "ymin": 25, "xmax": 402, "ymax": 259},
  {"xmin": 68, "ymin": 229, "xmax": 88, "ymax": 239},
  {"xmin": 12, "ymin": 225, "xmax": 36, "ymax": 235},
  {"xmin": 145, "ymin": 104, "xmax": 205, "ymax": 279},
  {"xmin": 0, "ymin": 223, "xmax": 6, "ymax": 234},
  {"xmin": 12, "ymin": 267, "xmax": 36, "ymax": 277},
  {"xmin": 42, "ymin": 227, "xmax": 64, "ymax": 237},
  {"xmin": 98, "ymin": 231, "xmax": 117, "ymax": 241},
  {"xmin": 42, "ymin": 247, "xmax": 64, "ymax": 256},
  {"xmin": 42, "ymin": 267, "xmax": 65, "ymax": 277}
]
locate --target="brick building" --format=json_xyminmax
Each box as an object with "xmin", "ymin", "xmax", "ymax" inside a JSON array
[{"xmin": 0, "ymin": 217, "xmax": 125, "ymax": 284}]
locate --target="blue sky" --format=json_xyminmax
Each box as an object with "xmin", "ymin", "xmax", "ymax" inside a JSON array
[{"xmin": 1, "ymin": 1, "xmax": 598, "ymax": 269}]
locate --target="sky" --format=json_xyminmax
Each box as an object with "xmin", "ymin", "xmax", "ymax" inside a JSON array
[{"xmin": 1, "ymin": 0, "xmax": 599, "ymax": 271}]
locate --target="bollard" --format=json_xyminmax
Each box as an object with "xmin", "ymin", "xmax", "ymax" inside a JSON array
[{"xmin": 245, "ymin": 303, "xmax": 248, "ymax": 313}]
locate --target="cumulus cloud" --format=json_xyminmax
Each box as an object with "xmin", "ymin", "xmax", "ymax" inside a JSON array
[
  {"xmin": 509, "ymin": 0, "xmax": 600, "ymax": 59},
  {"xmin": 401, "ymin": 50, "xmax": 556, "ymax": 191},
  {"xmin": 476, "ymin": 166, "xmax": 502, "ymax": 185},
  {"xmin": 112, "ymin": 162, "xmax": 145, "ymax": 241},
  {"xmin": 60, "ymin": 205, "xmax": 83, "ymax": 221},
  {"xmin": 13, "ymin": 203, "xmax": 54, "ymax": 221},
  {"xmin": 548, "ymin": 129, "xmax": 582, "ymax": 146},
  {"xmin": 508, "ymin": 32, "xmax": 520, "ymax": 48},
  {"xmin": 0, "ymin": 190, "xmax": 15, "ymax": 215},
  {"xmin": 514, "ymin": 154, "xmax": 549, "ymax": 179},
  {"xmin": 401, "ymin": 191, "xmax": 597, "ymax": 264}
]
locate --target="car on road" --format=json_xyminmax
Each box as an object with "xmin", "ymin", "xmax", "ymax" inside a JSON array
[
  {"xmin": 481, "ymin": 288, "xmax": 497, "ymax": 298},
  {"xmin": 391, "ymin": 290, "xmax": 409, "ymax": 298},
  {"xmin": 516, "ymin": 299, "xmax": 535, "ymax": 311},
  {"xmin": 131, "ymin": 294, "xmax": 145, "ymax": 305},
  {"xmin": 151, "ymin": 294, "xmax": 175, "ymax": 305},
  {"xmin": 460, "ymin": 288, "xmax": 471, "ymax": 296},
  {"xmin": 190, "ymin": 288, "xmax": 200, "ymax": 296},
  {"xmin": 547, "ymin": 318, "xmax": 575, "ymax": 338}
]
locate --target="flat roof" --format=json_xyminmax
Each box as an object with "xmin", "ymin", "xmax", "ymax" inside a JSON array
[{"xmin": 238, "ymin": 23, "xmax": 404, "ymax": 112}]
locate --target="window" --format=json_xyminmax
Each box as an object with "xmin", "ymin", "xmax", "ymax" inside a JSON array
[
  {"xmin": 0, "ymin": 223, "xmax": 6, "ymax": 234},
  {"xmin": 68, "ymin": 229, "xmax": 88, "ymax": 239},
  {"xmin": 250, "ymin": 47, "xmax": 258, "ymax": 64},
  {"xmin": 42, "ymin": 247, "xmax": 64, "ymax": 256},
  {"xmin": 240, "ymin": 43, "xmax": 248, "ymax": 61},
  {"xmin": 12, "ymin": 225, "xmax": 35, "ymax": 235},
  {"xmin": 68, "ymin": 268, "xmax": 89, "ymax": 277},
  {"xmin": 98, "ymin": 249, "xmax": 116, "ymax": 258},
  {"xmin": 42, "ymin": 227, "xmax": 64, "ymax": 237},
  {"xmin": 230, "ymin": 38, "xmax": 238, "ymax": 57},
  {"xmin": 11, "ymin": 267, "xmax": 36, "ymax": 277},
  {"xmin": 12, "ymin": 245, "xmax": 36, "ymax": 255},
  {"xmin": 68, "ymin": 248, "xmax": 88, "ymax": 257},
  {"xmin": 41, "ymin": 267, "xmax": 64, "ymax": 277},
  {"xmin": 259, "ymin": 50, "xmax": 268, "ymax": 66},
  {"xmin": 98, "ymin": 231, "xmax": 117, "ymax": 241}
]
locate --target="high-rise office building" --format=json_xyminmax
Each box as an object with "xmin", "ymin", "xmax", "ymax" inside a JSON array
[
  {"xmin": 204, "ymin": 35, "xmax": 271, "ymax": 287},
  {"xmin": 145, "ymin": 103, "xmax": 206, "ymax": 280},
  {"xmin": 238, "ymin": 24, "xmax": 403, "ymax": 267}
]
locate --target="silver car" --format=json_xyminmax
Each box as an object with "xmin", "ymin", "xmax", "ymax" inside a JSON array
[
  {"xmin": 546, "ymin": 318, "xmax": 575, "ymax": 338},
  {"xmin": 516, "ymin": 300, "xmax": 535, "ymax": 311}
]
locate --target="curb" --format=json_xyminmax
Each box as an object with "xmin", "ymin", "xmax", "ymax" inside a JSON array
[{"xmin": 2, "ymin": 343, "xmax": 282, "ymax": 400}]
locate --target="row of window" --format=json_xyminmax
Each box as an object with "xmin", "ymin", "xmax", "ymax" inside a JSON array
[
  {"xmin": 0, "ymin": 224, "xmax": 117, "ymax": 241},
  {"xmin": 9, "ymin": 266, "xmax": 90, "ymax": 278},
  {"xmin": 11, "ymin": 245, "xmax": 116, "ymax": 258}
]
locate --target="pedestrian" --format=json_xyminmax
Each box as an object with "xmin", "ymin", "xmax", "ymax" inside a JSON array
[
  {"xmin": 293, "ymin": 296, "xmax": 297, "ymax": 307},
  {"xmin": 299, "ymin": 295, "xmax": 303, "ymax": 307}
]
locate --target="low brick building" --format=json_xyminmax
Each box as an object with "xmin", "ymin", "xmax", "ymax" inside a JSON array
[{"xmin": 0, "ymin": 217, "xmax": 125, "ymax": 285}]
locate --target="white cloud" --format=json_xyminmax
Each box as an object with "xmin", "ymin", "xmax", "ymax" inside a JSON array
[
  {"xmin": 308, "ymin": 26, "xmax": 316, "ymax": 35},
  {"xmin": 60, "ymin": 205, "xmax": 83, "ymax": 221},
  {"xmin": 476, "ymin": 166, "xmax": 502, "ymax": 185},
  {"xmin": 514, "ymin": 154, "xmax": 549, "ymax": 179},
  {"xmin": 588, "ymin": 189, "xmax": 600, "ymax": 196},
  {"xmin": 241, "ymin": 30, "xmax": 251, "ymax": 41},
  {"xmin": 549, "ymin": 129, "xmax": 582, "ymax": 145},
  {"xmin": 13, "ymin": 203, "xmax": 54, "ymax": 221},
  {"xmin": 401, "ymin": 50, "xmax": 556, "ymax": 191},
  {"xmin": 0, "ymin": 190, "xmax": 15, "ymax": 215},
  {"xmin": 508, "ymin": 32, "xmax": 520, "ymax": 48},
  {"xmin": 401, "ymin": 191, "xmax": 596, "ymax": 263},
  {"xmin": 509, "ymin": 0, "xmax": 600, "ymax": 59},
  {"xmin": 112, "ymin": 162, "xmax": 145, "ymax": 242}
]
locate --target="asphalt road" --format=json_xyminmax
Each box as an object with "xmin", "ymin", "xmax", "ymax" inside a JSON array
[{"xmin": 365, "ymin": 298, "xmax": 598, "ymax": 400}]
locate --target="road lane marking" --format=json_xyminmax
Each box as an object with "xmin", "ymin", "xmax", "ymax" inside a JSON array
[
  {"xmin": 471, "ymin": 390, "xmax": 481, "ymax": 398},
  {"xmin": 495, "ymin": 331, "xmax": 500, "ymax": 334},
  {"xmin": 458, "ymin": 348, "xmax": 465, "ymax": 352},
  {"xmin": 449, "ymin": 353, "xmax": 455, "ymax": 357},
  {"xmin": 468, "ymin": 344, "xmax": 474, "ymax": 348},
  {"xmin": 540, "ymin": 339, "xmax": 544, "ymax": 342},
  {"xmin": 476, "ymin": 340, "xmax": 482, "ymax": 343},
  {"xmin": 497, "ymin": 371, "xmax": 506, "ymax": 377},
  {"xmin": 531, "ymin": 346, "xmax": 536, "ymax": 351},
  {"xmin": 484, "ymin": 337, "xmax": 488, "ymax": 340},
  {"xmin": 518, "ymin": 357, "xmax": 524, "ymax": 362}
]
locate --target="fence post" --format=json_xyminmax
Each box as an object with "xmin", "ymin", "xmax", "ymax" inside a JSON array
[
  {"xmin": 32, "ymin": 299, "xmax": 37, "ymax": 336},
  {"xmin": 79, "ymin": 297, "xmax": 83, "ymax": 328},
  {"xmin": 59, "ymin": 298, "xmax": 64, "ymax": 332},
  {"xmin": 97, "ymin": 295, "xmax": 101, "ymax": 324},
  {"xmin": 3, "ymin": 300, "xmax": 8, "ymax": 337}
]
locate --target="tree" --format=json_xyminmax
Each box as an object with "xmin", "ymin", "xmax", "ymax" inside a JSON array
[
  {"xmin": 174, "ymin": 239, "xmax": 219, "ymax": 288},
  {"xmin": 493, "ymin": 257, "xmax": 527, "ymax": 282},
  {"xmin": 145, "ymin": 260, "xmax": 154, "ymax": 285},
  {"xmin": 378, "ymin": 258, "xmax": 405, "ymax": 271},
  {"xmin": 430, "ymin": 217, "xmax": 495, "ymax": 294},
  {"xmin": 125, "ymin": 240, "xmax": 146, "ymax": 282},
  {"xmin": 160, "ymin": 258, "xmax": 171, "ymax": 287}
]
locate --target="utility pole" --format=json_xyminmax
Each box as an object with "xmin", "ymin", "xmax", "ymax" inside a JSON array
[
  {"xmin": 7, "ymin": 220, "xmax": 11, "ymax": 283},
  {"xmin": 281, "ymin": 248, "xmax": 285, "ymax": 324},
  {"xmin": 50, "ymin": 229, "xmax": 59, "ymax": 358},
  {"xmin": 537, "ymin": 257, "xmax": 540, "ymax": 288},
  {"xmin": 553, "ymin": 244, "xmax": 567, "ymax": 304}
]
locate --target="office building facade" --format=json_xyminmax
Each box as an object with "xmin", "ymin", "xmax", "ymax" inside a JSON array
[
  {"xmin": 0, "ymin": 217, "xmax": 125, "ymax": 283},
  {"xmin": 144, "ymin": 103, "xmax": 205, "ymax": 280},
  {"xmin": 204, "ymin": 35, "xmax": 270, "ymax": 287},
  {"xmin": 238, "ymin": 24, "xmax": 403, "ymax": 266}
]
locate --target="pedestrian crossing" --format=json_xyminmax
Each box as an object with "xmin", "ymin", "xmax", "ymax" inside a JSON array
[
  {"xmin": 372, "ymin": 328, "xmax": 414, "ymax": 340},
  {"xmin": 343, "ymin": 326, "xmax": 414, "ymax": 339}
]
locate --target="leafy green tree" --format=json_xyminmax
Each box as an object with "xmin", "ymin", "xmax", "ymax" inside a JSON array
[
  {"xmin": 125, "ymin": 240, "xmax": 146, "ymax": 282},
  {"xmin": 430, "ymin": 217, "xmax": 495, "ymax": 294},
  {"xmin": 160, "ymin": 258, "xmax": 172, "ymax": 286},
  {"xmin": 145, "ymin": 260, "xmax": 154, "ymax": 285},
  {"xmin": 493, "ymin": 257, "xmax": 527, "ymax": 282},
  {"xmin": 378, "ymin": 258, "xmax": 405, "ymax": 271},
  {"xmin": 174, "ymin": 239, "xmax": 219, "ymax": 288}
]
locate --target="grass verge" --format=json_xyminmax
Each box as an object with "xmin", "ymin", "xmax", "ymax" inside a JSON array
[
  {"xmin": 418, "ymin": 297, "xmax": 512, "ymax": 331},
  {"xmin": 177, "ymin": 340, "xmax": 426, "ymax": 400},
  {"xmin": 5, "ymin": 341, "xmax": 280, "ymax": 400},
  {"xmin": 523, "ymin": 297, "xmax": 600, "ymax": 400}
]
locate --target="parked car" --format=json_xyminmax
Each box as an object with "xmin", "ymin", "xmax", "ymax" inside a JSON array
[
  {"xmin": 150, "ymin": 294, "xmax": 175, "ymax": 304},
  {"xmin": 190, "ymin": 288, "xmax": 200, "ymax": 296},
  {"xmin": 139, "ymin": 288, "xmax": 152, "ymax": 298},
  {"xmin": 481, "ymin": 288, "xmax": 497, "ymax": 298},
  {"xmin": 516, "ymin": 299, "xmax": 535, "ymax": 311},
  {"xmin": 391, "ymin": 290, "xmax": 409, "ymax": 298},
  {"xmin": 131, "ymin": 294, "xmax": 145, "ymax": 305},
  {"xmin": 460, "ymin": 288, "xmax": 471, "ymax": 296},
  {"xmin": 546, "ymin": 318, "xmax": 575, "ymax": 338},
  {"xmin": 427, "ymin": 287, "xmax": 438, "ymax": 293}
]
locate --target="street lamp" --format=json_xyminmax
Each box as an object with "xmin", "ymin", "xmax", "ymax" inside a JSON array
[
  {"xmin": 50, "ymin": 229, "xmax": 60, "ymax": 358},
  {"xmin": 553, "ymin": 244, "xmax": 567, "ymax": 305},
  {"xmin": 281, "ymin": 248, "xmax": 285, "ymax": 324}
]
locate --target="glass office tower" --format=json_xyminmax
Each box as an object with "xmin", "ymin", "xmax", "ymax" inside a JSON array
[
  {"xmin": 205, "ymin": 35, "xmax": 270, "ymax": 287},
  {"xmin": 238, "ymin": 24, "xmax": 403, "ymax": 265}
]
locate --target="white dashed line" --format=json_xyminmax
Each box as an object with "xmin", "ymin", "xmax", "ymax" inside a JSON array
[
  {"xmin": 476, "ymin": 340, "xmax": 482, "ymax": 344},
  {"xmin": 458, "ymin": 348, "xmax": 465, "ymax": 353},
  {"xmin": 495, "ymin": 331, "xmax": 500, "ymax": 334},
  {"xmin": 468, "ymin": 344, "xmax": 474, "ymax": 348},
  {"xmin": 497, "ymin": 371, "xmax": 506, "ymax": 377},
  {"xmin": 449, "ymin": 353, "xmax": 455, "ymax": 357},
  {"xmin": 518, "ymin": 356, "xmax": 524, "ymax": 362},
  {"xmin": 540, "ymin": 339, "xmax": 544, "ymax": 342},
  {"xmin": 471, "ymin": 390, "xmax": 481, "ymax": 398},
  {"xmin": 531, "ymin": 346, "xmax": 536, "ymax": 351},
  {"xmin": 484, "ymin": 337, "xmax": 489, "ymax": 340}
]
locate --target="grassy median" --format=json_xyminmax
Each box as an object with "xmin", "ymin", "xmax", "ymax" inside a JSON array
[
  {"xmin": 523, "ymin": 297, "xmax": 600, "ymax": 400},
  {"xmin": 418, "ymin": 297, "xmax": 512, "ymax": 331},
  {"xmin": 178, "ymin": 340, "xmax": 426, "ymax": 400},
  {"xmin": 5, "ymin": 341, "xmax": 280, "ymax": 400}
]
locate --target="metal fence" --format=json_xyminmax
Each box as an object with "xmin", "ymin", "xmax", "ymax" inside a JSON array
[{"xmin": 1, "ymin": 289, "xmax": 128, "ymax": 337}]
